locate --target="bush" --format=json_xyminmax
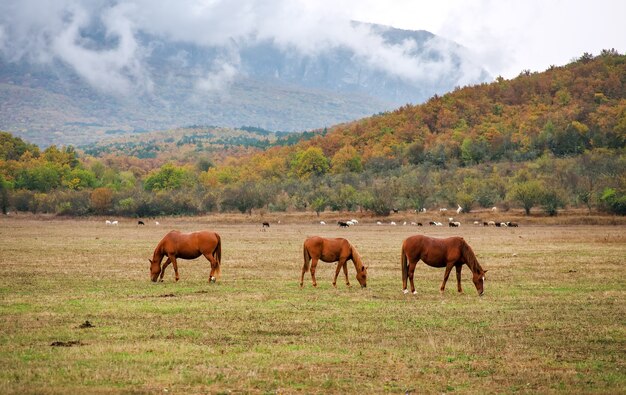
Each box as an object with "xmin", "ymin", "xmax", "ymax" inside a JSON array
[{"xmin": 600, "ymin": 188, "xmax": 626, "ymax": 215}]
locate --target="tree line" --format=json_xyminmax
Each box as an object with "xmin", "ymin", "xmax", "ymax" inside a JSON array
[{"xmin": 0, "ymin": 131, "xmax": 624, "ymax": 217}]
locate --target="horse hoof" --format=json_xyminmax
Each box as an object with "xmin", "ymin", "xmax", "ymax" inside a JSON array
[
  {"xmin": 412, "ymin": 291, "xmax": 418, "ymax": 295},
  {"xmin": 402, "ymin": 289, "xmax": 409, "ymax": 294},
  {"xmin": 209, "ymin": 277, "xmax": 216, "ymax": 283}
]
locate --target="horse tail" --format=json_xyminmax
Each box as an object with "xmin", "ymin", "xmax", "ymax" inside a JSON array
[
  {"xmin": 214, "ymin": 234, "xmax": 222, "ymax": 279},
  {"xmin": 302, "ymin": 243, "xmax": 310, "ymax": 273},
  {"xmin": 401, "ymin": 242, "xmax": 408, "ymax": 286}
]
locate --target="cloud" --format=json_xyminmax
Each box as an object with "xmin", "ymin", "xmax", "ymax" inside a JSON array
[
  {"xmin": 50, "ymin": 3, "xmax": 152, "ymax": 95},
  {"xmin": 0, "ymin": 0, "xmax": 486, "ymax": 95}
]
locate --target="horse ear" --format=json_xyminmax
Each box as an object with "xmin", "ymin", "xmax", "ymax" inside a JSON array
[{"xmin": 148, "ymin": 259, "xmax": 152, "ymax": 264}]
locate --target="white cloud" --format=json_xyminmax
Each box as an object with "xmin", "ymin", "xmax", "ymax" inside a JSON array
[{"xmin": 2, "ymin": 0, "xmax": 623, "ymax": 93}]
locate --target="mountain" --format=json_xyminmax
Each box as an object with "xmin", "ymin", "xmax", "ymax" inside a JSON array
[{"xmin": 0, "ymin": 22, "xmax": 489, "ymax": 147}]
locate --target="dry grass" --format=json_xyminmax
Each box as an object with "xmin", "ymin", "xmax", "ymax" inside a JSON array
[{"xmin": 0, "ymin": 214, "xmax": 624, "ymax": 394}]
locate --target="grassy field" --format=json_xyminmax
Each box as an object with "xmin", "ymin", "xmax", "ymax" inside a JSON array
[{"xmin": 0, "ymin": 214, "xmax": 624, "ymax": 394}]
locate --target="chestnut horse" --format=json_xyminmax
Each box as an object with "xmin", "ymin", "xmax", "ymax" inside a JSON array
[
  {"xmin": 300, "ymin": 236, "xmax": 367, "ymax": 288},
  {"xmin": 401, "ymin": 235, "xmax": 487, "ymax": 296},
  {"xmin": 149, "ymin": 230, "xmax": 221, "ymax": 283}
]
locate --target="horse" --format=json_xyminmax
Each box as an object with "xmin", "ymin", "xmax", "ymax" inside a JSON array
[
  {"xmin": 262, "ymin": 222, "xmax": 270, "ymax": 228},
  {"xmin": 149, "ymin": 230, "xmax": 221, "ymax": 283},
  {"xmin": 138, "ymin": 220, "xmax": 145, "ymax": 225},
  {"xmin": 338, "ymin": 221, "xmax": 350, "ymax": 228},
  {"xmin": 401, "ymin": 235, "xmax": 487, "ymax": 296},
  {"xmin": 300, "ymin": 236, "xmax": 367, "ymax": 288}
]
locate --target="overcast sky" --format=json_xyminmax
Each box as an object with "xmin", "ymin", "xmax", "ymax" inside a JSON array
[
  {"xmin": 348, "ymin": 0, "xmax": 626, "ymax": 78},
  {"xmin": 1, "ymin": 0, "xmax": 624, "ymax": 93}
]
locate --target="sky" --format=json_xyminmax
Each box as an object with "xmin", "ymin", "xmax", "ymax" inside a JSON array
[
  {"xmin": 349, "ymin": 0, "xmax": 626, "ymax": 78},
  {"xmin": 1, "ymin": 0, "xmax": 624, "ymax": 94}
]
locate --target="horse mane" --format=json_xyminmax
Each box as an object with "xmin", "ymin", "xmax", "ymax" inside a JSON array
[
  {"xmin": 350, "ymin": 245, "xmax": 365, "ymax": 270},
  {"xmin": 461, "ymin": 240, "xmax": 483, "ymax": 274}
]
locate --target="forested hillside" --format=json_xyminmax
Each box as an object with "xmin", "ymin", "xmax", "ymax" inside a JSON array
[{"xmin": 0, "ymin": 51, "xmax": 624, "ymax": 217}]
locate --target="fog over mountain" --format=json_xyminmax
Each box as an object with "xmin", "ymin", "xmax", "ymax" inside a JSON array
[{"xmin": 0, "ymin": 1, "xmax": 490, "ymax": 146}]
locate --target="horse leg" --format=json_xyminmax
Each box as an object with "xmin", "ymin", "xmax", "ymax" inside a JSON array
[
  {"xmin": 168, "ymin": 254, "xmax": 180, "ymax": 282},
  {"xmin": 300, "ymin": 260, "xmax": 308, "ymax": 288},
  {"xmin": 310, "ymin": 258, "xmax": 319, "ymax": 287},
  {"xmin": 203, "ymin": 252, "xmax": 218, "ymax": 283},
  {"xmin": 455, "ymin": 264, "xmax": 463, "ymax": 293},
  {"xmin": 159, "ymin": 258, "xmax": 172, "ymax": 282},
  {"xmin": 440, "ymin": 263, "xmax": 454, "ymax": 293},
  {"xmin": 342, "ymin": 261, "xmax": 350, "ymax": 287},
  {"xmin": 408, "ymin": 261, "xmax": 418, "ymax": 294},
  {"xmin": 332, "ymin": 261, "xmax": 342, "ymax": 288}
]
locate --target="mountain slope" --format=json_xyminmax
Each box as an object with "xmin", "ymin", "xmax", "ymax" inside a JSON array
[
  {"xmin": 206, "ymin": 51, "xmax": 625, "ymax": 174},
  {"xmin": 0, "ymin": 23, "xmax": 489, "ymax": 147}
]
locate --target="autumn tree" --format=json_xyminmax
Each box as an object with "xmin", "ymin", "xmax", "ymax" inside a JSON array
[
  {"xmin": 90, "ymin": 187, "xmax": 113, "ymax": 214},
  {"xmin": 331, "ymin": 145, "xmax": 363, "ymax": 173}
]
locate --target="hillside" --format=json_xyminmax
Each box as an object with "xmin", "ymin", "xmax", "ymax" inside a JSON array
[
  {"xmin": 0, "ymin": 52, "xmax": 624, "ymax": 218},
  {"xmin": 0, "ymin": 23, "xmax": 488, "ymax": 147}
]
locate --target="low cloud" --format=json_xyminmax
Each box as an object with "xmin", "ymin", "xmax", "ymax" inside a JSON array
[{"xmin": 0, "ymin": 0, "xmax": 486, "ymax": 95}]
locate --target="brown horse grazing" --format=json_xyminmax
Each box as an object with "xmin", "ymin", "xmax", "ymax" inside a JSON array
[
  {"xmin": 149, "ymin": 230, "xmax": 221, "ymax": 283},
  {"xmin": 300, "ymin": 236, "xmax": 367, "ymax": 288},
  {"xmin": 401, "ymin": 235, "xmax": 487, "ymax": 296}
]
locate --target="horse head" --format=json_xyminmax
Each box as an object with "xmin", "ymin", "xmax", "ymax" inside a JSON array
[
  {"xmin": 149, "ymin": 258, "xmax": 161, "ymax": 282},
  {"xmin": 351, "ymin": 246, "xmax": 368, "ymax": 288},
  {"xmin": 356, "ymin": 265, "xmax": 368, "ymax": 288},
  {"xmin": 472, "ymin": 270, "xmax": 488, "ymax": 296}
]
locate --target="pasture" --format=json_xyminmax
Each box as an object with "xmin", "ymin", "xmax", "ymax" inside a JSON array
[{"xmin": 0, "ymin": 215, "xmax": 624, "ymax": 394}]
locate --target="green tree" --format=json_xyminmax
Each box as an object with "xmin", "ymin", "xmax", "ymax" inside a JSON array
[
  {"xmin": 0, "ymin": 131, "xmax": 40, "ymax": 161},
  {"xmin": 509, "ymin": 180, "xmax": 543, "ymax": 215},
  {"xmin": 460, "ymin": 137, "xmax": 488, "ymax": 165},
  {"xmin": 291, "ymin": 147, "xmax": 330, "ymax": 179},
  {"xmin": 599, "ymin": 187, "xmax": 626, "ymax": 215},
  {"xmin": 144, "ymin": 163, "xmax": 196, "ymax": 191},
  {"xmin": 0, "ymin": 174, "xmax": 13, "ymax": 214},
  {"xmin": 310, "ymin": 196, "xmax": 328, "ymax": 216},
  {"xmin": 15, "ymin": 163, "xmax": 63, "ymax": 192},
  {"xmin": 221, "ymin": 182, "xmax": 266, "ymax": 215},
  {"xmin": 540, "ymin": 189, "xmax": 566, "ymax": 216},
  {"xmin": 63, "ymin": 168, "xmax": 97, "ymax": 190}
]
